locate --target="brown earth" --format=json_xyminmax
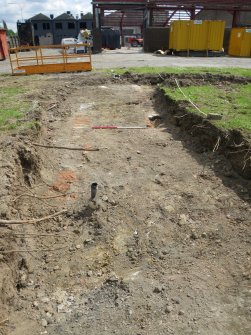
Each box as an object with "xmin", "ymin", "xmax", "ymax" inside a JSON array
[{"xmin": 0, "ymin": 73, "xmax": 250, "ymax": 335}]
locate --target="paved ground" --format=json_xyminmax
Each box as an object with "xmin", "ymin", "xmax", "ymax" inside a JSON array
[
  {"xmin": 92, "ymin": 48, "xmax": 251, "ymax": 69},
  {"xmin": 0, "ymin": 47, "xmax": 251, "ymax": 74}
]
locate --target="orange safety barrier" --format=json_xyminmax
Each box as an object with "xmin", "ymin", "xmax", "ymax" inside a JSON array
[{"xmin": 9, "ymin": 44, "xmax": 92, "ymax": 75}]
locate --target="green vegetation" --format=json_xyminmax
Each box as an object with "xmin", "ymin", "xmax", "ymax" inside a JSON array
[
  {"xmin": 82, "ymin": 12, "xmax": 92, "ymax": 19},
  {"xmin": 0, "ymin": 86, "xmax": 29, "ymax": 131},
  {"xmin": 162, "ymin": 83, "xmax": 251, "ymax": 132},
  {"xmin": 108, "ymin": 67, "xmax": 251, "ymax": 77},
  {"xmin": 7, "ymin": 29, "xmax": 17, "ymax": 37}
]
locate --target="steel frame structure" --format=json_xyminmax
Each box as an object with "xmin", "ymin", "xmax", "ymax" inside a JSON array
[{"xmin": 93, "ymin": 0, "xmax": 251, "ymax": 28}]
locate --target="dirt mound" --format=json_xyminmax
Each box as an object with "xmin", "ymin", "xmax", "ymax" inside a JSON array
[{"xmin": 120, "ymin": 71, "xmax": 251, "ymax": 86}]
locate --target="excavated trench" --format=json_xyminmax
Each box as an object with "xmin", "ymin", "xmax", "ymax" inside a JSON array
[
  {"xmin": 155, "ymin": 87, "xmax": 251, "ymax": 180},
  {"xmin": 0, "ymin": 73, "xmax": 250, "ymax": 335}
]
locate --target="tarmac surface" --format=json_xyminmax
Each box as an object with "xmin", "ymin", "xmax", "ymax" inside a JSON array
[{"xmin": 0, "ymin": 47, "xmax": 251, "ymax": 74}]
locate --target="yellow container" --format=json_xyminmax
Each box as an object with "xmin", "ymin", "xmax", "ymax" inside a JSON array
[
  {"xmin": 228, "ymin": 28, "xmax": 251, "ymax": 57},
  {"xmin": 169, "ymin": 20, "xmax": 225, "ymax": 52}
]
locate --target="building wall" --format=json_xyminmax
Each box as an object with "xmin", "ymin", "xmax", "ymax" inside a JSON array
[
  {"xmin": 30, "ymin": 18, "xmax": 93, "ymax": 45},
  {"xmin": 80, "ymin": 19, "xmax": 92, "ymax": 31},
  {"xmin": 239, "ymin": 12, "xmax": 251, "ymax": 26},
  {"xmin": 53, "ymin": 20, "xmax": 78, "ymax": 44},
  {"xmin": 32, "ymin": 20, "xmax": 52, "ymax": 44},
  {"xmin": 39, "ymin": 33, "xmax": 53, "ymax": 45},
  {"xmin": 17, "ymin": 22, "xmax": 33, "ymax": 45},
  {"xmin": 196, "ymin": 10, "xmax": 251, "ymax": 28},
  {"xmin": 196, "ymin": 10, "xmax": 233, "ymax": 28},
  {"xmin": 122, "ymin": 26, "xmax": 141, "ymax": 35},
  {"xmin": 52, "ymin": 19, "xmax": 92, "ymax": 44}
]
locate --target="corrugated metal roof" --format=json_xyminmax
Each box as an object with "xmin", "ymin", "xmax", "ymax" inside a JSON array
[
  {"xmin": 103, "ymin": 10, "xmax": 144, "ymax": 26},
  {"xmin": 102, "ymin": 9, "xmax": 195, "ymax": 27},
  {"xmin": 96, "ymin": 0, "xmax": 251, "ymax": 28}
]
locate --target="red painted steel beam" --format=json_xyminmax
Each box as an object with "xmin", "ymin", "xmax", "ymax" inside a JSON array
[
  {"xmin": 96, "ymin": 5, "xmax": 251, "ymax": 12},
  {"xmin": 99, "ymin": 7, "xmax": 251, "ymax": 12},
  {"xmin": 120, "ymin": 12, "xmax": 125, "ymax": 46},
  {"xmin": 151, "ymin": 0, "xmax": 250, "ymax": 4},
  {"xmin": 93, "ymin": 0, "xmax": 251, "ymax": 9},
  {"xmin": 93, "ymin": 0, "xmax": 251, "ymax": 24},
  {"xmin": 150, "ymin": 7, "xmax": 251, "ymax": 11},
  {"xmin": 93, "ymin": 0, "xmax": 251, "ymax": 4}
]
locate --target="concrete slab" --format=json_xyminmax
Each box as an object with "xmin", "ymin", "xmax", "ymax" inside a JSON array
[{"xmin": 92, "ymin": 48, "xmax": 251, "ymax": 69}]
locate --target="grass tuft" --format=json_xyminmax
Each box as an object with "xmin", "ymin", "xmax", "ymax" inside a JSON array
[
  {"xmin": 163, "ymin": 83, "xmax": 251, "ymax": 132},
  {"xmin": 0, "ymin": 86, "xmax": 29, "ymax": 131},
  {"xmin": 107, "ymin": 66, "xmax": 251, "ymax": 77}
]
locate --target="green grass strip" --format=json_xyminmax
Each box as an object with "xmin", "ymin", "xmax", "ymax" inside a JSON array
[
  {"xmin": 163, "ymin": 83, "xmax": 251, "ymax": 132},
  {"xmin": 0, "ymin": 86, "xmax": 28, "ymax": 131},
  {"xmin": 107, "ymin": 67, "xmax": 251, "ymax": 77}
]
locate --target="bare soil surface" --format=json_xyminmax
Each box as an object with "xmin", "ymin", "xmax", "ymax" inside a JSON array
[{"xmin": 0, "ymin": 73, "xmax": 250, "ymax": 335}]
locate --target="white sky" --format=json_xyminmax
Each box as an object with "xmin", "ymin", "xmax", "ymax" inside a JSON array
[{"xmin": 0, "ymin": 0, "xmax": 92, "ymax": 32}]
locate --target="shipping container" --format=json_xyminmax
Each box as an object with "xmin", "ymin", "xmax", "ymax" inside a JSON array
[
  {"xmin": 169, "ymin": 20, "xmax": 225, "ymax": 53},
  {"xmin": 228, "ymin": 28, "xmax": 251, "ymax": 57}
]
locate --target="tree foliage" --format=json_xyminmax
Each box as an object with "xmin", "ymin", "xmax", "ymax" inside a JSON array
[
  {"xmin": 82, "ymin": 12, "xmax": 92, "ymax": 19},
  {"xmin": 7, "ymin": 29, "xmax": 17, "ymax": 37}
]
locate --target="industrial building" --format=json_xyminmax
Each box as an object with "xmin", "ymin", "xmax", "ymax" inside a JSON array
[{"xmin": 91, "ymin": 0, "xmax": 251, "ymax": 53}]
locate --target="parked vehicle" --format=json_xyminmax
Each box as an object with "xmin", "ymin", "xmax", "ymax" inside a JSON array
[
  {"xmin": 128, "ymin": 35, "xmax": 143, "ymax": 47},
  {"xmin": 60, "ymin": 31, "xmax": 92, "ymax": 54},
  {"xmin": 61, "ymin": 38, "xmax": 77, "ymax": 45},
  {"xmin": 61, "ymin": 37, "xmax": 77, "ymax": 53}
]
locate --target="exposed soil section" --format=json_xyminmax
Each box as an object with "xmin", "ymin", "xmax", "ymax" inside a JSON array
[
  {"xmin": 119, "ymin": 72, "xmax": 251, "ymax": 89},
  {"xmin": 0, "ymin": 73, "xmax": 250, "ymax": 335},
  {"xmin": 155, "ymin": 87, "xmax": 251, "ymax": 179}
]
